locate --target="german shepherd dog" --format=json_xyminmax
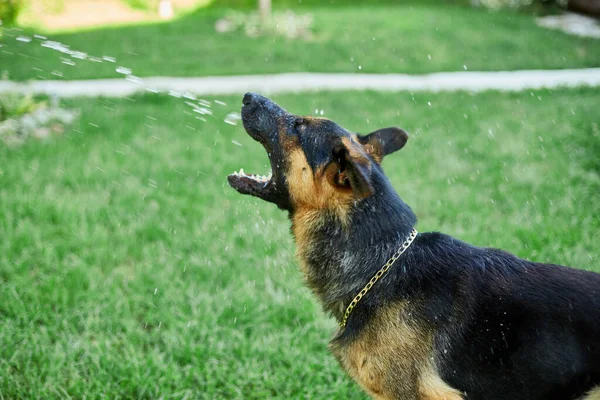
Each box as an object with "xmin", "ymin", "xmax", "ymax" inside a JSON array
[{"xmin": 227, "ymin": 93, "xmax": 600, "ymax": 400}]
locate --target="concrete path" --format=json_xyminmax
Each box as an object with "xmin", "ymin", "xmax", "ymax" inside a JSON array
[{"xmin": 1, "ymin": 69, "xmax": 600, "ymax": 97}]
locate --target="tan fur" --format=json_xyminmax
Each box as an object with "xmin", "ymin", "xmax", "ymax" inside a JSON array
[
  {"xmin": 301, "ymin": 116, "xmax": 328, "ymax": 123},
  {"xmin": 352, "ymin": 133, "xmax": 384, "ymax": 163},
  {"xmin": 342, "ymin": 136, "xmax": 372, "ymax": 167},
  {"xmin": 580, "ymin": 387, "xmax": 600, "ymax": 400},
  {"xmin": 286, "ymin": 149, "xmax": 353, "ymax": 286},
  {"xmin": 286, "ymin": 149, "xmax": 354, "ymax": 216},
  {"xmin": 419, "ymin": 366, "xmax": 464, "ymax": 400},
  {"xmin": 330, "ymin": 303, "xmax": 462, "ymax": 400},
  {"xmin": 342, "ymin": 136, "xmax": 363, "ymax": 158},
  {"xmin": 292, "ymin": 208, "xmax": 324, "ymax": 279}
]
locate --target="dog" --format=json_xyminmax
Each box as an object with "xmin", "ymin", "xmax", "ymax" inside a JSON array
[{"xmin": 227, "ymin": 93, "xmax": 600, "ymax": 400}]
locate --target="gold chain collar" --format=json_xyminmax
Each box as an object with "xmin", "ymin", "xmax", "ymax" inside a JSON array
[{"xmin": 339, "ymin": 228, "xmax": 418, "ymax": 329}]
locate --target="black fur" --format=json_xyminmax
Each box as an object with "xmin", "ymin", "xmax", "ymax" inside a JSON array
[{"xmin": 319, "ymin": 139, "xmax": 600, "ymax": 400}]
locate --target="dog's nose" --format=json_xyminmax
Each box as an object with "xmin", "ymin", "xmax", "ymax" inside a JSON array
[
  {"xmin": 243, "ymin": 92, "xmax": 274, "ymax": 108},
  {"xmin": 241, "ymin": 93, "xmax": 289, "ymax": 140},
  {"xmin": 243, "ymin": 92, "xmax": 257, "ymax": 106}
]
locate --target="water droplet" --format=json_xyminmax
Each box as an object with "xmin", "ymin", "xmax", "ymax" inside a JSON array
[
  {"xmin": 192, "ymin": 107, "xmax": 212, "ymax": 116},
  {"xmin": 126, "ymin": 75, "xmax": 142, "ymax": 84},
  {"xmin": 225, "ymin": 112, "xmax": 241, "ymax": 125},
  {"xmin": 116, "ymin": 66, "xmax": 132, "ymax": 75},
  {"xmin": 71, "ymin": 51, "xmax": 87, "ymax": 60},
  {"xmin": 41, "ymin": 40, "xmax": 71, "ymax": 54}
]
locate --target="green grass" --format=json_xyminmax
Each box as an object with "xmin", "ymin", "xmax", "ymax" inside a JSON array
[
  {"xmin": 1, "ymin": 88, "xmax": 599, "ymax": 398},
  {"xmin": 1, "ymin": 3, "xmax": 599, "ymax": 81}
]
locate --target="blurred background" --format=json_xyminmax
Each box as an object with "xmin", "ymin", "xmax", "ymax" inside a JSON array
[{"xmin": 1, "ymin": 0, "xmax": 599, "ymax": 398}]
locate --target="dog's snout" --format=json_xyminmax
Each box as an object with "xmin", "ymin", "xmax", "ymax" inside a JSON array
[
  {"xmin": 243, "ymin": 92, "xmax": 276, "ymax": 110},
  {"xmin": 241, "ymin": 93, "xmax": 291, "ymax": 147},
  {"xmin": 242, "ymin": 92, "xmax": 257, "ymax": 107},
  {"xmin": 243, "ymin": 92, "xmax": 279, "ymax": 111}
]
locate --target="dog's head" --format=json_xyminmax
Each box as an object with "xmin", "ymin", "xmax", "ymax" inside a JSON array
[{"xmin": 228, "ymin": 93, "xmax": 408, "ymax": 216}]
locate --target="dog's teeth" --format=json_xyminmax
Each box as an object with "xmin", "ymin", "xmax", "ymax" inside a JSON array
[{"xmin": 231, "ymin": 169, "xmax": 271, "ymax": 183}]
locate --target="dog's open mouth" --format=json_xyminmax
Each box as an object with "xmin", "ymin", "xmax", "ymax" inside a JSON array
[
  {"xmin": 228, "ymin": 167, "xmax": 273, "ymax": 196},
  {"xmin": 227, "ymin": 133, "xmax": 277, "ymax": 200},
  {"xmin": 227, "ymin": 92, "xmax": 287, "ymax": 204}
]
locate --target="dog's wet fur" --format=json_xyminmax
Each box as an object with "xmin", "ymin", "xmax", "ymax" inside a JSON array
[{"xmin": 227, "ymin": 93, "xmax": 600, "ymax": 400}]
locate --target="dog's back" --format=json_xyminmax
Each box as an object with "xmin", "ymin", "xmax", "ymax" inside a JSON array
[{"xmin": 415, "ymin": 233, "xmax": 600, "ymax": 399}]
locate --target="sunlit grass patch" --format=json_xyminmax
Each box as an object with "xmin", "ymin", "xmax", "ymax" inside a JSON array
[
  {"xmin": 1, "ymin": 3, "xmax": 599, "ymax": 81},
  {"xmin": 16, "ymin": 0, "xmax": 211, "ymax": 31}
]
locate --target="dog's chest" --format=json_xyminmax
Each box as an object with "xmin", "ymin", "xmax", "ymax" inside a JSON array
[{"xmin": 329, "ymin": 303, "xmax": 463, "ymax": 400}]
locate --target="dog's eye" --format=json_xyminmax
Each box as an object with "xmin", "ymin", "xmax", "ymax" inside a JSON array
[{"xmin": 294, "ymin": 118, "xmax": 305, "ymax": 131}]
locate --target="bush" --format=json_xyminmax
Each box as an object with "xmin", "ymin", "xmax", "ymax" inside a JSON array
[
  {"xmin": 215, "ymin": 9, "xmax": 313, "ymax": 39},
  {"xmin": 472, "ymin": 0, "xmax": 531, "ymax": 7},
  {"xmin": 122, "ymin": 0, "xmax": 157, "ymax": 11},
  {"xmin": 0, "ymin": 93, "xmax": 79, "ymax": 147},
  {"xmin": 0, "ymin": 0, "xmax": 23, "ymax": 25},
  {"xmin": 471, "ymin": 0, "xmax": 567, "ymax": 9},
  {"xmin": 0, "ymin": 93, "xmax": 40, "ymax": 121}
]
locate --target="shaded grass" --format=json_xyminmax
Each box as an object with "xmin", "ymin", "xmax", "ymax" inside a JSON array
[
  {"xmin": 1, "ymin": 3, "xmax": 599, "ymax": 81},
  {"xmin": 0, "ymin": 88, "xmax": 599, "ymax": 398}
]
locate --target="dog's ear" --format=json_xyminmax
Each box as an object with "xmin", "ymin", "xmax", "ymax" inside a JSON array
[
  {"xmin": 357, "ymin": 127, "xmax": 408, "ymax": 163},
  {"xmin": 328, "ymin": 142, "xmax": 374, "ymax": 199}
]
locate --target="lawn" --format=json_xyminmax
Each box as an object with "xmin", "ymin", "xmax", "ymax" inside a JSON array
[
  {"xmin": 1, "ymin": 88, "xmax": 599, "ymax": 398},
  {"xmin": 1, "ymin": 3, "xmax": 600, "ymax": 81}
]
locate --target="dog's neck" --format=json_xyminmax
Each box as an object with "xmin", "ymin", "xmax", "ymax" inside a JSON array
[{"xmin": 290, "ymin": 170, "xmax": 417, "ymax": 320}]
